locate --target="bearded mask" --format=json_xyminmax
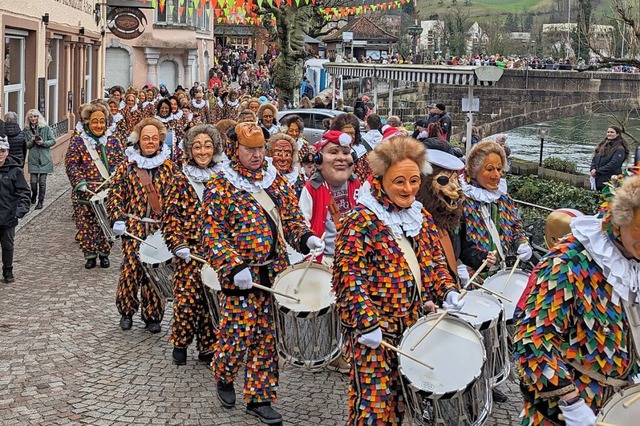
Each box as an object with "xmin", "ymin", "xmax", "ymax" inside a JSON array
[
  {"xmin": 431, "ymin": 170, "xmax": 462, "ymax": 211},
  {"xmin": 271, "ymin": 139, "xmax": 294, "ymax": 173}
]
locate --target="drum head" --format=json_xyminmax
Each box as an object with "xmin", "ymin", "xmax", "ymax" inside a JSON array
[
  {"xmin": 399, "ymin": 315, "xmax": 485, "ymax": 396},
  {"xmin": 482, "ymin": 269, "xmax": 529, "ymax": 322},
  {"xmin": 272, "ymin": 262, "xmax": 334, "ymax": 314},
  {"xmin": 453, "ymin": 290, "xmax": 503, "ymax": 330},
  {"xmin": 596, "ymin": 384, "xmax": 640, "ymax": 425},
  {"xmin": 138, "ymin": 230, "xmax": 172, "ymax": 264},
  {"xmin": 201, "ymin": 264, "xmax": 222, "ymax": 291}
]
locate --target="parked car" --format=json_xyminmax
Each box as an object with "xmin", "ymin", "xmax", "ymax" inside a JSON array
[{"xmin": 276, "ymin": 108, "xmax": 365, "ymax": 145}]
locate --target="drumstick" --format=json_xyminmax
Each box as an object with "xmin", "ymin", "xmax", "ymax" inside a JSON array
[
  {"xmin": 500, "ymin": 257, "xmax": 521, "ymax": 294},
  {"xmin": 86, "ymin": 188, "xmax": 98, "ymax": 197},
  {"xmin": 381, "ymin": 341, "xmax": 434, "ymax": 370},
  {"xmin": 124, "ymin": 232, "xmax": 157, "ymax": 249},
  {"xmin": 623, "ymin": 391, "xmax": 640, "ymax": 408},
  {"xmin": 464, "ymin": 254, "xmax": 493, "ymax": 290},
  {"xmin": 293, "ymin": 232, "xmax": 326, "ymax": 294},
  {"xmin": 191, "ymin": 254, "xmax": 301, "ymax": 302},
  {"xmin": 410, "ymin": 290, "xmax": 468, "ymax": 351},
  {"xmin": 596, "ymin": 423, "xmax": 619, "ymax": 426},
  {"xmin": 94, "ymin": 175, "xmax": 113, "ymax": 191},
  {"xmin": 455, "ymin": 311, "xmax": 478, "ymax": 318},
  {"xmin": 466, "ymin": 280, "xmax": 513, "ymax": 303}
]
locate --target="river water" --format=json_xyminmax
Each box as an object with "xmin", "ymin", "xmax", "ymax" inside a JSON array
[{"xmin": 489, "ymin": 113, "xmax": 640, "ymax": 173}]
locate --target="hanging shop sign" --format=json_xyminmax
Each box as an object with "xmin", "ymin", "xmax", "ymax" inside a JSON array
[{"xmin": 107, "ymin": 7, "xmax": 147, "ymax": 40}]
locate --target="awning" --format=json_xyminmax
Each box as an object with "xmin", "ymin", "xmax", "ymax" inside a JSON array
[{"xmin": 322, "ymin": 63, "xmax": 503, "ymax": 86}]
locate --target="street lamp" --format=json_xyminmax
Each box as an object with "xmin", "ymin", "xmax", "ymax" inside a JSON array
[
  {"xmin": 537, "ymin": 123, "xmax": 551, "ymax": 167},
  {"xmin": 407, "ymin": 24, "xmax": 423, "ymax": 59}
]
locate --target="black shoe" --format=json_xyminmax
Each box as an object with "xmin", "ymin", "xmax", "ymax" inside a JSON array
[
  {"xmin": 172, "ymin": 347, "xmax": 187, "ymax": 365},
  {"xmin": 31, "ymin": 194, "xmax": 36, "ymax": 204},
  {"xmin": 99, "ymin": 256, "xmax": 110, "ymax": 268},
  {"xmin": 247, "ymin": 404, "xmax": 283, "ymax": 424},
  {"xmin": 35, "ymin": 201, "xmax": 43, "ymax": 210},
  {"xmin": 145, "ymin": 321, "xmax": 161, "ymax": 334},
  {"xmin": 216, "ymin": 380, "xmax": 236, "ymax": 408},
  {"xmin": 492, "ymin": 388, "xmax": 509, "ymax": 403},
  {"xmin": 3, "ymin": 273, "xmax": 14, "ymax": 284},
  {"xmin": 198, "ymin": 351, "xmax": 214, "ymax": 364},
  {"xmin": 84, "ymin": 258, "xmax": 97, "ymax": 269},
  {"xmin": 119, "ymin": 315, "xmax": 133, "ymax": 330}
]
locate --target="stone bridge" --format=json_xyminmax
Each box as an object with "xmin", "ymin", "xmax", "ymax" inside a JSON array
[{"xmin": 342, "ymin": 69, "xmax": 640, "ymax": 139}]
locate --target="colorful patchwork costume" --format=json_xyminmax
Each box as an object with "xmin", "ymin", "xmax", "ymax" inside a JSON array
[
  {"xmin": 65, "ymin": 129, "xmax": 125, "ymax": 260},
  {"xmin": 333, "ymin": 178, "xmax": 458, "ymax": 425},
  {"xmin": 201, "ymin": 156, "xmax": 314, "ymax": 406},
  {"xmin": 107, "ymin": 145, "xmax": 180, "ymax": 326},
  {"xmin": 163, "ymin": 163, "xmax": 221, "ymax": 358}
]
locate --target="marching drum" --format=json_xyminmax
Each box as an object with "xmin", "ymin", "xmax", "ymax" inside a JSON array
[
  {"xmin": 89, "ymin": 190, "xmax": 116, "ymax": 243},
  {"xmin": 452, "ymin": 290, "xmax": 509, "ymax": 388},
  {"xmin": 200, "ymin": 264, "xmax": 222, "ymax": 330},
  {"xmin": 271, "ymin": 262, "xmax": 341, "ymax": 369},
  {"xmin": 399, "ymin": 314, "xmax": 491, "ymax": 426},
  {"xmin": 482, "ymin": 269, "xmax": 529, "ymax": 324},
  {"xmin": 138, "ymin": 230, "xmax": 174, "ymax": 301},
  {"xmin": 596, "ymin": 384, "xmax": 640, "ymax": 425}
]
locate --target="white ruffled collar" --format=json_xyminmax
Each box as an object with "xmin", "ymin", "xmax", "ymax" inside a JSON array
[
  {"xmin": 142, "ymin": 101, "xmax": 152, "ymax": 108},
  {"xmin": 183, "ymin": 163, "xmax": 221, "ymax": 183},
  {"xmin": 172, "ymin": 110, "xmax": 184, "ymax": 121},
  {"xmin": 192, "ymin": 99, "xmax": 206, "ymax": 109},
  {"xmin": 156, "ymin": 114, "xmax": 173, "ymax": 124},
  {"xmin": 112, "ymin": 113, "xmax": 123, "ymax": 124},
  {"xmin": 571, "ymin": 215, "xmax": 640, "ymax": 305},
  {"xmin": 81, "ymin": 130, "xmax": 108, "ymax": 148},
  {"xmin": 460, "ymin": 176, "xmax": 507, "ymax": 203},
  {"xmin": 356, "ymin": 180, "xmax": 424, "ymax": 238},
  {"xmin": 220, "ymin": 157, "xmax": 278, "ymax": 194},
  {"xmin": 283, "ymin": 167, "xmax": 300, "ymax": 187},
  {"xmin": 125, "ymin": 144, "xmax": 170, "ymax": 170},
  {"xmin": 227, "ymin": 99, "xmax": 239, "ymax": 107},
  {"xmin": 75, "ymin": 121, "xmax": 83, "ymax": 133},
  {"xmin": 217, "ymin": 99, "xmax": 224, "ymax": 108}
]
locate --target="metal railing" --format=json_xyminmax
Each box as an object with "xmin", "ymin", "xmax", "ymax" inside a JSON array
[{"xmin": 51, "ymin": 119, "xmax": 69, "ymax": 138}]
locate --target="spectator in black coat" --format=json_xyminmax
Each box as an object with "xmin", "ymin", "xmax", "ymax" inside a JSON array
[
  {"xmin": 3, "ymin": 112, "xmax": 27, "ymax": 166},
  {"xmin": 590, "ymin": 126, "xmax": 630, "ymax": 190}
]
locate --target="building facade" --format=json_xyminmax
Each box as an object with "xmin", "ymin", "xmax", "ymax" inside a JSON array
[
  {"xmin": 104, "ymin": 1, "xmax": 215, "ymax": 93},
  {"xmin": 1, "ymin": 0, "xmax": 104, "ymax": 163}
]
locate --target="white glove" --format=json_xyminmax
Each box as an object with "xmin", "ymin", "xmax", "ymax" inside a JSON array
[
  {"xmin": 175, "ymin": 247, "xmax": 191, "ymax": 262},
  {"xmin": 306, "ymin": 236, "xmax": 325, "ymax": 254},
  {"xmin": 112, "ymin": 221, "xmax": 126, "ymax": 236},
  {"xmin": 631, "ymin": 373, "xmax": 640, "ymax": 384},
  {"xmin": 457, "ymin": 264, "xmax": 470, "ymax": 286},
  {"xmin": 77, "ymin": 183, "xmax": 88, "ymax": 192},
  {"xmin": 233, "ymin": 268, "xmax": 253, "ymax": 290},
  {"xmin": 517, "ymin": 243, "xmax": 533, "ymax": 262},
  {"xmin": 358, "ymin": 328, "xmax": 383, "ymax": 349},
  {"xmin": 443, "ymin": 291, "xmax": 466, "ymax": 313},
  {"xmin": 558, "ymin": 399, "xmax": 596, "ymax": 426}
]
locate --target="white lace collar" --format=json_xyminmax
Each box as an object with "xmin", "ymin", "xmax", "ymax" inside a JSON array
[
  {"xmin": 183, "ymin": 163, "xmax": 222, "ymax": 183},
  {"xmin": 112, "ymin": 113, "xmax": 123, "ymax": 124},
  {"xmin": 217, "ymin": 99, "xmax": 224, "ymax": 108},
  {"xmin": 283, "ymin": 167, "xmax": 300, "ymax": 187},
  {"xmin": 192, "ymin": 99, "xmax": 206, "ymax": 109},
  {"xmin": 356, "ymin": 180, "xmax": 424, "ymax": 238},
  {"xmin": 142, "ymin": 101, "xmax": 152, "ymax": 109},
  {"xmin": 227, "ymin": 98, "xmax": 239, "ymax": 108},
  {"xmin": 125, "ymin": 145, "xmax": 170, "ymax": 170},
  {"xmin": 75, "ymin": 121, "xmax": 83, "ymax": 133},
  {"xmin": 81, "ymin": 130, "xmax": 108, "ymax": 148},
  {"xmin": 571, "ymin": 215, "xmax": 640, "ymax": 305},
  {"xmin": 220, "ymin": 157, "xmax": 278, "ymax": 194},
  {"xmin": 460, "ymin": 175, "xmax": 507, "ymax": 203},
  {"xmin": 130, "ymin": 104, "xmax": 138, "ymax": 113},
  {"xmin": 172, "ymin": 110, "xmax": 184, "ymax": 121},
  {"xmin": 156, "ymin": 114, "xmax": 173, "ymax": 124}
]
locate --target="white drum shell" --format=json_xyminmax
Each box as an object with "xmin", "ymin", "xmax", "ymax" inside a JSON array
[
  {"xmin": 89, "ymin": 190, "xmax": 116, "ymax": 243},
  {"xmin": 596, "ymin": 384, "xmax": 640, "ymax": 425},
  {"xmin": 138, "ymin": 230, "xmax": 174, "ymax": 300},
  {"xmin": 482, "ymin": 269, "xmax": 529, "ymax": 324}
]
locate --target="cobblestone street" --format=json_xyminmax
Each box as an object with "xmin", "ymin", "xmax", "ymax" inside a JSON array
[{"xmin": 0, "ymin": 167, "xmax": 522, "ymax": 425}]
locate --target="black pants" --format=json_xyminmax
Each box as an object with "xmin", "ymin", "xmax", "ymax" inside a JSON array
[
  {"xmin": 30, "ymin": 173, "xmax": 47, "ymax": 202},
  {"xmin": 0, "ymin": 226, "xmax": 15, "ymax": 272}
]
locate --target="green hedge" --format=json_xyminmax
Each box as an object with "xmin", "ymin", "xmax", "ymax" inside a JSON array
[
  {"xmin": 506, "ymin": 175, "xmax": 600, "ymax": 215},
  {"xmin": 542, "ymin": 156, "xmax": 578, "ymax": 174}
]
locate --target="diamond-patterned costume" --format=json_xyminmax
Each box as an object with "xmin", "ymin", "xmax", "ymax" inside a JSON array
[
  {"xmin": 333, "ymin": 178, "xmax": 458, "ymax": 425},
  {"xmin": 65, "ymin": 131, "xmax": 125, "ymax": 259}
]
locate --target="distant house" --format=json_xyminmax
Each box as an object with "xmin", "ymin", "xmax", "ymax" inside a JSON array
[
  {"xmin": 419, "ymin": 20, "xmax": 445, "ymax": 58},
  {"xmin": 323, "ymin": 16, "xmax": 398, "ymax": 62},
  {"xmin": 304, "ymin": 35, "xmax": 324, "ymax": 57},
  {"xmin": 542, "ymin": 23, "xmax": 614, "ymax": 58},
  {"xmin": 467, "ymin": 22, "xmax": 489, "ymax": 54}
]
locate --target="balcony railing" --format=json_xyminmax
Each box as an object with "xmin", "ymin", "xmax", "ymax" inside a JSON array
[{"xmin": 51, "ymin": 119, "xmax": 69, "ymax": 138}]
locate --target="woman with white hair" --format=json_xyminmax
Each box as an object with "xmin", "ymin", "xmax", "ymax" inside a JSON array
[{"xmin": 23, "ymin": 109, "xmax": 56, "ymax": 209}]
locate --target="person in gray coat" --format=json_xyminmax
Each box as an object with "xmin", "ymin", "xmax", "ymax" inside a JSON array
[{"xmin": 24, "ymin": 109, "xmax": 56, "ymax": 209}]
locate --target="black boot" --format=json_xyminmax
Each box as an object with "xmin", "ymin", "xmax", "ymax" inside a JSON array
[
  {"xmin": 3, "ymin": 267, "xmax": 14, "ymax": 284},
  {"xmin": 30, "ymin": 190, "xmax": 37, "ymax": 205},
  {"xmin": 172, "ymin": 347, "xmax": 187, "ymax": 365},
  {"xmin": 84, "ymin": 258, "xmax": 97, "ymax": 269},
  {"xmin": 35, "ymin": 201, "xmax": 43, "ymax": 210},
  {"xmin": 145, "ymin": 321, "xmax": 161, "ymax": 333},
  {"xmin": 119, "ymin": 315, "xmax": 133, "ymax": 330},
  {"xmin": 247, "ymin": 403, "xmax": 283, "ymax": 424},
  {"xmin": 216, "ymin": 380, "xmax": 236, "ymax": 408},
  {"xmin": 99, "ymin": 255, "xmax": 110, "ymax": 268},
  {"xmin": 198, "ymin": 351, "xmax": 214, "ymax": 364}
]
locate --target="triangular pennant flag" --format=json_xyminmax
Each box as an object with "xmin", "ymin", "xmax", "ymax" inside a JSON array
[
  {"xmin": 294, "ymin": 0, "xmax": 300, "ymax": 6},
  {"xmin": 209, "ymin": 0, "xmax": 218, "ymax": 8},
  {"xmin": 178, "ymin": 5, "xmax": 184, "ymax": 16},
  {"xmin": 274, "ymin": 0, "xmax": 281, "ymax": 7},
  {"xmin": 194, "ymin": 0, "xmax": 200, "ymax": 7},
  {"xmin": 206, "ymin": 7, "xmax": 211, "ymax": 17},
  {"xmin": 151, "ymin": 0, "xmax": 157, "ymax": 8},
  {"xmin": 179, "ymin": 0, "xmax": 184, "ymax": 5},
  {"xmin": 371, "ymin": 5, "xmax": 376, "ymax": 11},
  {"xmin": 168, "ymin": 4, "xmax": 174, "ymax": 15}
]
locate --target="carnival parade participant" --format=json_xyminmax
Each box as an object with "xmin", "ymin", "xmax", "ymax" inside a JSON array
[
  {"xmin": 201, "ymin": 122, "xmax": 323, "ymax": 424},
  {"xmin": 280, "ymin": 114, "xmax": 312, "ymax": 160},
  {"xmin": 191, "ymin": 89, "xmax": 210, "ymax": 124},
  {"xmin": 266, "ymin": 133, "xmax": 305, "ymax": 198},
  {"xmin": 257, "ymin": 103, "xmax": 278, "ymax": 139},
  {"xmin": 65, "ymin": 103, "xmax": 125, "ymax": 269},
  {"xmin": 163, "ymin": 124, "xmax": 224, "ymax": 365},
  {"xmin": 330, "ymin": 113, "xmax": 371, "ymax": 183},
  {"xmin": 119, "ymin": 89, "xmax": 143, "ymax": 140},
  {"xmin": 514, "ymin": 174, "xmax": 640, "ymax": 426},
  {"xmin": 107, "ymin": 117, "xmax": 180, "ymax": 333},
  {"xmin": 333, "ymin": 136, "xmax": 464, "ymax": 424}
]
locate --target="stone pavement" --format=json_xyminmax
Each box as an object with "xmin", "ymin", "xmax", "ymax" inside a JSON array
[{"xmin": 0, "ymin": 165, "xmax": 522, "ymax": 425}]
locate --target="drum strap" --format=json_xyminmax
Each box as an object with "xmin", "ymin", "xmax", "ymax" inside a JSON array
[
  {"xmin": 567, "ymin": 361, "xmax": 628, "ymax": 388},
  {"xmin": 250, "ymin": 189, "xmax": 285, "ymax": 243},
  {"xmin": 397, "ymin": 235, "xmax": 422, "ymax": 296},
  {"xmin": 480, "ymin": 204, "xmax": 506, "ymax": 262},
  {"xmin": 82, "ymin": 137, "xmax": 110, "ymax": 182},
  {"xmin": 136, "ymin": 168, "xmax": 163, "ymax": 216}
]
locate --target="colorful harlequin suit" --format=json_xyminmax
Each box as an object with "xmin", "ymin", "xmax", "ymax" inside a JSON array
[
  {"xmin": 190, "ymin": 99, "xmax": 210, "ymax": 124},
  {"xmin": 514, "ymin": 213, "xmax": 640, "ymax": 425},
  {"xmin": 460, "ymin": 177, "xmax": 529, "ymax": 282},
  {"xmin": 201, "ymin": 158, "xmax": 314, "ymax": 406},
  {"xmin": 332, "ymin": 178, "xmax": 458, "ymax": 425},
  {"xmin": 107, "ymin": 145, "xmax": 180, "ymax": 324},
  {"xmin": 65, "ymin": 130, "xmax": 125, "ymax": 260},
  {"xmin": 163, "ymin": 163, "xmax": 220, "ymax": 356},
  {"xmin": 117, "ymin": 106, "xmax": 143, "ymax": 145}
]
